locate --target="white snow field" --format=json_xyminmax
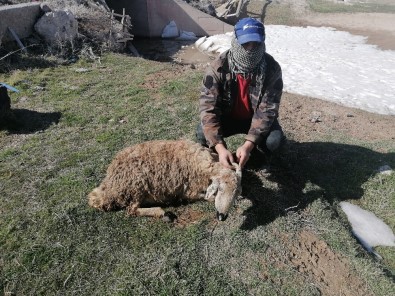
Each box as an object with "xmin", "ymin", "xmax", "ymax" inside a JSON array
[{"xmin": 195, "ymin": 25, "xmax": 395, "ymax": 116}]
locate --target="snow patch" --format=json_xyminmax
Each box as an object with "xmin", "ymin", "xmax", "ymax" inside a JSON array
[
  {"xmin": 340, "ymin": 201, "xmax": 395, "ymax": 259},
  {"xmin": 195, "ymin": 25, "xmax": 395, "ymax": 115}
]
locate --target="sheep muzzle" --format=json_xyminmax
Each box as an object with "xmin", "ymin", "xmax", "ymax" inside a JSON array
[{"xmin": 216, "ymin": 212, "xmax": 228, "ymax": 221}]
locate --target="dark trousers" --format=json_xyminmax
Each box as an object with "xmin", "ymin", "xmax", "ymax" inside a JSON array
[{"xmin": 195, "ymin": 118, "xmax": 285, "ymax": 155}]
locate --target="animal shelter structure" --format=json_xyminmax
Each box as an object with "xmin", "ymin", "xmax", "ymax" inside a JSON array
[
  {"xmin": 0, "ymin": 0, "xmax": 233, "ymax": 48},
  {"xmin": 106, "ymin": 0, "xmax": 233, "ymax": 38}
]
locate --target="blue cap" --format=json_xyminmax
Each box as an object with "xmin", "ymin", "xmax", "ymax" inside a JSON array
[{"xmin": 234, "ymin": 18, "xmax": 265, "ymax": 45}]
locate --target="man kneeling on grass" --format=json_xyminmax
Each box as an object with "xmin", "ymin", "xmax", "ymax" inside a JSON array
[{"xmin": 196, "ymin": 17, "xmax": 285, "ymax": 169}]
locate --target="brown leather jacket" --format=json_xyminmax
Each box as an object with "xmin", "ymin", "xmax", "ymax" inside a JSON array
[{"xmin": 199, "ymin": 51, "xmax": 283, "ymax": 148}]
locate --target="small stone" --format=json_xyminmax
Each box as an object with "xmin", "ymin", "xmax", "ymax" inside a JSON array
[
  {"xmin": 75, "ymin": 68, "xmax": 89, "ymax": 73},
  {"xmin": 40, "ymin": 4, "xmax": 52, "ymax": 13},
  {"xmin": 162, "ymin": 211, "xmax": 177, "ymax": 223},
  {"xmin": 310, "ymin": 111, "xmax": 322, "ymax": 123},
  {"xmin": 378, "ymin": 165, "xmax": 393, "ymax": 175}
]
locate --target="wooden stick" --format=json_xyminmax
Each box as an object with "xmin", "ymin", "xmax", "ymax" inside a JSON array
[{"xmin": 7, "ymin": 27, "xmax": 27, "ymax": 53}]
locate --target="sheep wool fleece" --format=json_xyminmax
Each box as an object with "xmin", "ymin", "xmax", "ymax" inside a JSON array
[{"xmin": 88, "ymin": 140, "xmax": 240, "ymax": 213}]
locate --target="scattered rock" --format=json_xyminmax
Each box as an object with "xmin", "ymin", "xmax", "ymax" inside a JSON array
[
  {"xmin": 75, "ymin": 68, "xmax": 90, "ymax": 73},
  {"xmin": 19, "ymin": 96, "xmax": 29, "ymax": 103},
  {"xmin": 378, "ymin": 165, "xmax": 393, "ymax": 175},
  {"xmin": 40, "ymin": 3, "xmax": 52, "ymax": 13},
  {"xmin": 34, "ymin": 10, "xmax": 78, "ymax": 44},
  {"xmin": 33, "ymin": 85, "xmax": 45, "ymax": 91},
  {"xmin": 162, "ymin": 211, "xmax": 178, "ymax": 223},
  {"xmin": 309, "ymin": 111, "xmax": 322, "ymax": 123},
  {"xmin": 184, "ymin": 0, "xmax": 217, "ymax": 16}
]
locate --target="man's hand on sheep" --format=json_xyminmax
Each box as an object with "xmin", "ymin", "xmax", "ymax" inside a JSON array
[
  {"xmin": 236, "ymin": 140, "xmax": 255, "ymax": 168},
  {"xmin": 215, "ymin": 143, "xmax": 235, "ymax": 169}
]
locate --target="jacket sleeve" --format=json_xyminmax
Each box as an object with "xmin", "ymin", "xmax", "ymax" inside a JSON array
[
  {"xmin": 245, "ymin": 57, "xmax": 283, "ymax": 145},
  {"xmin": 199, "ymin": 60, "xmax": 225, "ymax": 148}
]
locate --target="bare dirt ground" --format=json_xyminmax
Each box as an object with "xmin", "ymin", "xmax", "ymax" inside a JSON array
[
  {"xmin": 301, "ymin": 12, "xmax": 395, "ymax": 51},
  {"xmin": 288, "ymin": 231, "xmax": 374, "ymax": 296}
]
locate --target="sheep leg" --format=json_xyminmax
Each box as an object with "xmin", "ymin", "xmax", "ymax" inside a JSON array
[
  {"xmin": 126, "ymin": 201, "xmax": 165, "ymax": 218},
  {"xmin": 135, "ymin": 207, "xmax": 166, "ymax": 218}
]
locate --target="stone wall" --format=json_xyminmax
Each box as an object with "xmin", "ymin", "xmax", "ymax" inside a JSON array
[{"xmin": 0, "ymin": 2, "xmax": 41, "ymax": 45}]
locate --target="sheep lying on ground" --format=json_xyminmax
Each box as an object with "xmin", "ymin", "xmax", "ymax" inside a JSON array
[{"xmin": 88, "ymin": 139, "xmax": 242, "ymax": 221}]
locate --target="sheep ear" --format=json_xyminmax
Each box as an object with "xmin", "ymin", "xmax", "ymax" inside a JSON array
[
  {"xmin": 232, "ymin": 162, "xmax": 242, "ymax": 196},
  {"xmin": 231, "ymin": 163, "xmax": 242, "ymax": 179},
  {"xmin": 205, "ymin": 178, "xmax": 219, "ymax": 201}
]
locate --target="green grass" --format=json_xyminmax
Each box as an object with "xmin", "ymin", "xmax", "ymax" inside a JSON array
[{"xmin": 1, "ymin": 53, "xmax": 394, "ymax": 295}]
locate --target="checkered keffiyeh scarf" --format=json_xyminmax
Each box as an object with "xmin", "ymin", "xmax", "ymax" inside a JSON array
[{"xmin": 228, "ymin": 36, "xmax": 266, "ymax": 78}]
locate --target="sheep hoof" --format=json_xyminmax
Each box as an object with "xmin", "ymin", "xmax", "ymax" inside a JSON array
[{"xmin": 162, "ymin": 211, "xmax": 177, "ymax": 223}]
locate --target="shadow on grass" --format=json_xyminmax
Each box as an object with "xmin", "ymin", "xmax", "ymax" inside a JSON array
[
  {"xmin": 0, "ymin": 54, "xmax": 58, "ymax": 74},
  {"xmin": 0, "ymin": 109, "xmax": 61, "ymax": 134},
  {"xmin": 240, "ymin": 141, "xmax": 395, "ymax": 230}
]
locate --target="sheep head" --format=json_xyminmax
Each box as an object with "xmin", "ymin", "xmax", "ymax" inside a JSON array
[{"xmin": 206, "ymin": 163, "xmax": 242, "ymax": 221}]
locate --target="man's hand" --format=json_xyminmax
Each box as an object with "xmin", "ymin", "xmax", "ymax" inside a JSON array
[
  {"xmin": 236, "ymin": 141, "xmax": 255, "ymax": 168},
  {"xmin": 215, "ymin": 143, "xmax": 235, "ymax": 169}
]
